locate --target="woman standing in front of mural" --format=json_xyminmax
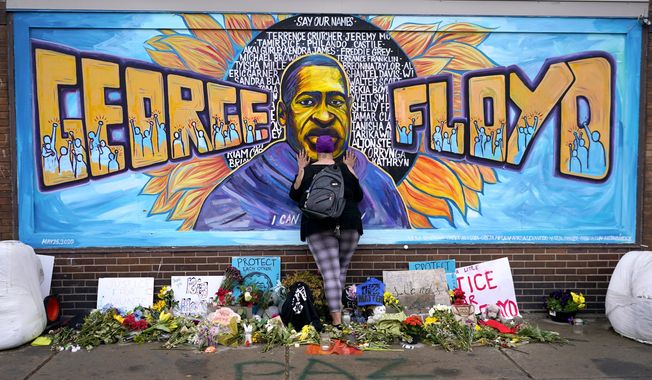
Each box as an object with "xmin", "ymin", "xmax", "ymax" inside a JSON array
[{"xmin": 290, "ymin": 135, "xmax": 363, "ymax": 326}]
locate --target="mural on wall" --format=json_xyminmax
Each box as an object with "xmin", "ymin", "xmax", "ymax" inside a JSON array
[{"xmin": 14, "ymin": 13, "xmax": 641, "ymax": 247}]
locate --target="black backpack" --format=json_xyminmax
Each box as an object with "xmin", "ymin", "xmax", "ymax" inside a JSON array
[{"xmin": 301, "ymin": 165, "xmax": 345, "ymax": 219}]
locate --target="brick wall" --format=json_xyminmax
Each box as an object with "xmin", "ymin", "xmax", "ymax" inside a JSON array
[
  {"xmin": 0, "ymin": 2, "xmax": 15, "ymax": 241},
  {"xmin": 0, "ymin": 7, "xmax": 649, "ymax": 317}
]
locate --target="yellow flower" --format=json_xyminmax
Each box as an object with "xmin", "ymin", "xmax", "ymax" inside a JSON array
[
  {"xmin": 159, "ymin": 311, "xmax": 171, "ymax": 322},
  {"xmin": 113, "ymin": 315, "xmax": 124, "ymax": 324},
  {"xmin": 158, "ymin": 286, "xmax": 171, "ymax": 299},
  {"xmin": 153, "ymin": 300, "xmax": 166, "ymax": 312},
  {"xmin": 299, "ymin": 325, "xmax": 313, "ymax": 340},
  {"xmin": 474, "ymin": 324, "xmax": 481, "ymax": 331},
  {"xmin": 424, "ymin": 316, "xmax": 439, "ymax": 326},
  {"xmin": 571, "ymin": 292, "xmax": 586, "ymax": 307}
]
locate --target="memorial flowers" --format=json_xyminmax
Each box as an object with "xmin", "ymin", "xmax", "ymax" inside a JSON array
[
  {"xmin": 383, "ymin": 291, "xmax": 403, "ymax": 312},
  {"xmin": 237, "ymin": 284, "xmax": 263, "ymax": 308},
  {"xmin": 213, "ymin": 288, "xmax": 235, "ymax": 306},
  {"xmin": 402, "ymin": 315, "xmax": 424, "ymax": 342},
  {"xmin": 545, "ymin": 290, "xmax": 587, "ymax": 313},
  {"xmin": 220, "ymin": 265, "xmax": 244, "ymax": 291},
  {"xmin": 157, "ymin": 286, "xmax": 178, "ymax": 310}
]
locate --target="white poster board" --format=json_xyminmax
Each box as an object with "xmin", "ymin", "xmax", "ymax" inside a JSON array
[
  {"xmin": 383, "ymin": 269, "xmax": 450, "ymax": 313},
  {"xmin": 455, "ymin": 257, "xmax": 520, "ymax": 317},
  {"xmin": 171, "ymin": 275, "xmax": 223, "ymax": 316},
  {"xmin": 97, "ymin": 277, "xmax": 154, "ymax": 310},
  {"xmin": 36, "ymin": 254, "xmax": 54, "ymax": 298}
]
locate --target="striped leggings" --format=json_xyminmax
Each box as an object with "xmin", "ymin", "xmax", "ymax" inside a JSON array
[{"xmin": 307, "ymin": 229, "xmax": 360, "ymax": 313}]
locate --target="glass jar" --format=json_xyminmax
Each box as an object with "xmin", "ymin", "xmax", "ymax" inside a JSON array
[
  {"xmin": 573, "ymin": 318, "xmax": 584, "ymax": 334},
  {"xmin": 342, "ymin": 310, "xmax": 351, "ymax": 325},
  {"xmin": 320, "ymin": 332, "xmax": 332, "ymax": 350}
]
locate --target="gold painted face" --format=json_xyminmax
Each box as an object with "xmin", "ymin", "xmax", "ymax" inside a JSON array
[{"xmin": 279, "ymin": 65, "xmax": 350, "ymax": 160}]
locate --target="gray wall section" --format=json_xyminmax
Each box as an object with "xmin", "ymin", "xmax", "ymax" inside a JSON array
[{"xmin": 5, "ymin": 0, "xmax": 650, "ymax": 18}]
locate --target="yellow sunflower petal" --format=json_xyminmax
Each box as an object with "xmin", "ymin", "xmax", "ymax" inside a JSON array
[
  {"xmin": 425, "ymin": 42, "xmax": 494, "ymax": 71},
  {"xmin": 406, "ymin": 209, "xmax": 433, "ymax": 229},
  {"xmin": 169, "ymin": 187, "xmax": 214, "ymax": 221},
  {"xmin": 479, "ymin": 166, "xmax": 498, "ymax": 184},
  {"xmin": 405, "ymin": 155, "xmax": 466, "ymax": 215},
  {"xmin": 181, "ymin": 13, "xmax": 236, "ymax": 63},
  {"xmin": 158, "ymin": 29, "xmax": 177, "ymax": 36},
  {"xmin": 141, "ymin": 175, "xmax": 169, "ymax": 195},
  {"xmin": 370, "ymin": 16, "xmax": 394, "ymax": 31},
  {"xmin": 441, "ymin": 159, "xmax": 484, "ymax": 192},
  {"xmin": 390, "ymin": 22, "xmax": 440, "ymax": 58},
  {"xmin": 463, "ymin": 186, "xmax": 480, "ymax": 212},
  {"xmin": 251, "ymin": 14, "xmax": 275, "ymax": 31},
  {"xmin": 433, "ymin": 23, "xmax": 493, "ymax": 46},
  {"xmin": 158, "ymin": 35, "xmax": 227, "ymax": 77},
  {"xmin": 167, "ymin": 157, "xmax": 230, "ymax": 195},
  {"xmin": 145, "ymin": 49, "xmax": 187, "ymax": 71},
  {"xmin": 224, "ymin": 14, "xmax": 253, "ymax": 47},
  {"xmin": 412, "ymin": 56, "xmax": 451, "ymax": 77},
  {"xmin": 151, "ymin": 190, "xmax": 184, "ymax": 215},
  {"xmin": 146, "ymin": 35, "xmax": 171, "ymax": 50},
  {"xmin": 398, "ymin": 181, "xmax": 453, "ymax": 221}
]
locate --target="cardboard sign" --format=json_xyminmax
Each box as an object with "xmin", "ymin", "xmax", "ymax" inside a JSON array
[
  {"xmin": 455, "ymin": 257, "xmax": 520, "ymax": 317},
  {"xmin": 36, "ymin": 254, "xmax": 54, "ymax": 298},
  {"xmin": 408, "ymin": 259, "xmax": 457, "ymax": 290},
  {"xmin": 356, "ymin": 277, "xmax": 384, "ymax": 306},
  {"xmin": 171, "ymin": 275, "xmax": 223, "ymax": 316},
  {"xmin": 383, "ymin": 269, "xmax": 450, "ymax": 313},
  {"xmin": 97, "ymin": 277, "xmax": 154, "ymax": 310},
  {"xmin": 232, "ymin": 256, "xmax": 280, "ymax": 293}
]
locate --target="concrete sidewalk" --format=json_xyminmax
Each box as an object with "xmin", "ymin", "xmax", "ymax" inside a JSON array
[{"xmin": 1, "ymin": 315, "xmax": 651, "ymax": 380}]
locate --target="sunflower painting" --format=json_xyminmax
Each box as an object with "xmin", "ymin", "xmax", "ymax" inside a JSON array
[
  {"xmin": 140, "ymin": 14, "xmax": 499, "ymax": 232},
  {"xmin": 16, "ymin": 13, "xmax": 639, "ymax": 247}
]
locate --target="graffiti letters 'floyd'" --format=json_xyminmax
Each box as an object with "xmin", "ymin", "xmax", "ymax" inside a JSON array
[{"xmin": 16, "ymin": 13, "xmax": 640, "ymax": 247}]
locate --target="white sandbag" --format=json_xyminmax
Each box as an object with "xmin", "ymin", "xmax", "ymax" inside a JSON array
[
  {"xmin": 605, "ymin": 251, "xmax": 652, "ymax": 344},
  {"xmin": 0, "ymin": 241, "xmax": 47, "ymax": 350}
]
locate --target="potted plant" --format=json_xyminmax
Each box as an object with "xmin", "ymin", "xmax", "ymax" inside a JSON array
[
  {"xmin": 545, "ymin": 290, "xmax": 586, "ymax": 323},
  {"xmin": 402, "ymin": 314, "xmax": 424, "ymax": 344}
]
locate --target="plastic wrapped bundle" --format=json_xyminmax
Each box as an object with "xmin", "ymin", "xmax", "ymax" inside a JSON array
[
  {"xmin": 605, "ymin": 251, "xmax": 652, "ymax": 344},
  {"xmin": 0, "ymin": 241, "xmax": 46, "ymax": 350}
]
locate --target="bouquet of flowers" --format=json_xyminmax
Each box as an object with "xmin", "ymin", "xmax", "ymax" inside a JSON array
[
  {"xmin": 221, "ymin": 266, "xmax": 244, "ymax": 291},
  {"xmin": 214, "ymin": 288, "xmax": 235, "ymax": 306},
  {"xmin": 383, "ymin": 291, "xmax": 403, "ymax": 312},
  {"xmin": 402, "ymin": 315, "xmax": 424, "ymax": 342},
  {"xmin": 237, "ymin": 284, "xmax": 264, "ymax": 308},
  {"xmin": 423, "ymin": 304, "xmax": 473, "ymax": 351},
  {"xmin": 450, "ymin": 288, "xmax": 467, "ymax": 305},
  {"xmin": 212, "ymin": 266, "xmax": 243, "ymax": 306},
  {"xmin": 155, "ymin": 286, "xmax": 178, "ymax": 312},
  {"xmin": 545, "ymin": 290, "xmax": 586, "ymax": 313}
]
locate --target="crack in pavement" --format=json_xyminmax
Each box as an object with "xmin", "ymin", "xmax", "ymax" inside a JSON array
[{"xmin": 23, "ymin": 350, "xmax": 59, "ymax": 380}]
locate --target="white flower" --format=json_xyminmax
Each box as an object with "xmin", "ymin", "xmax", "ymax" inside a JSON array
[{"xmin": 244, "ymin": 292, "xmax": 252, "ymax": 302}]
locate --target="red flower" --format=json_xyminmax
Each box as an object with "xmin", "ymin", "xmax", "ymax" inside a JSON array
[
  {"xmin": 453, "ymin": 288, "xmax": 467, "ymax": 305},
  {"xmin": 403, "ymin": 315, "xmax": 423, "ymax": 327},
  {"xmin": 122, "ymin": 314, "xmax": 149, "ymax": 331}
]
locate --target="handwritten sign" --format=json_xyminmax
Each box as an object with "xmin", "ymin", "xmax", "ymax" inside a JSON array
[
  {"xmin": 383, "ymin": 269, "xmax": 450, "ymax": 313},
  {"xmin": 171, "ymin": 275, "xmax": 223, "ymax": 316},
  {"xmin": 36, "ymin": 254, "xmax": 54, "ymax": 298},
  {"xmin": 408, "ymin": 259, "xmax": 457, "ymax": 290},
  {"xmin": 455, "ymin": 257, "xmax": 520, "ymax": 318},
  {"xmin": 97, "ymin": 277, "xmax": 153, "ymax": 310},
  {"xmin": 232, "ymin": 257, "xmax": 280, "ymax": 293},
  {"xmin": 356, "ymin": 277, "xmax": 384, "ymax": 306}
]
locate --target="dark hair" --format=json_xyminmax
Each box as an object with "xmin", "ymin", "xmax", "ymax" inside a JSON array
[{"xmin": 279, "ymin": 54, "xmax": 349, "ymax": 105}]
